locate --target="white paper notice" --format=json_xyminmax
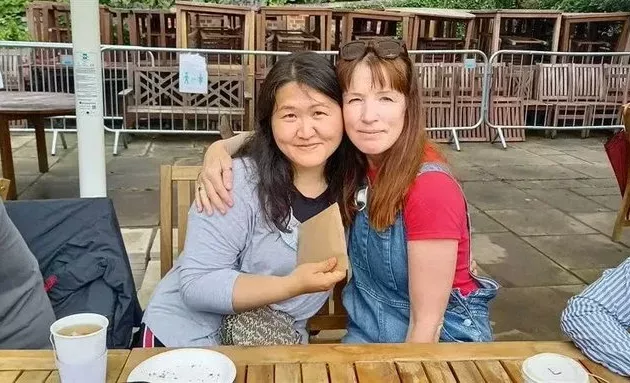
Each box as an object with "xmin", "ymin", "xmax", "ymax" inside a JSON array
[
  {"xmin": 74, "ymin": 51, "xmax": 99, "ymax": 116},
  {"xmin": 179, "ymin": 54, "xmax": 208, "ymax": 94}
]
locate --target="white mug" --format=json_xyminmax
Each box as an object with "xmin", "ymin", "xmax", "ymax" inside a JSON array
[{"xmin": 49, "ymin": 313, "xmax": 109, "ymax": 365}]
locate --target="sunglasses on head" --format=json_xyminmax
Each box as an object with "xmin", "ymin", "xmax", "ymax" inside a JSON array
[{"xmin": 339, "ymin": 39, "xmax": 407, "ymax": 61}]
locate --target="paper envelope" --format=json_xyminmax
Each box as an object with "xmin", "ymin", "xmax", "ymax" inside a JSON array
[{"xmin": 297, "ymin": 202, "xmax": 349, "ymax": 273}]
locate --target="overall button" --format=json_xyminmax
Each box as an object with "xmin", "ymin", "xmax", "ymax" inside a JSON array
[{"xmin": 463, "ymin": 319, "xmax": 473, "ymax": 327}]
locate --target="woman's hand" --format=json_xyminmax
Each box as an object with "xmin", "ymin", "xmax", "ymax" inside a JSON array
[
  {"xmin": 288, "ymin": 257, "xmax": 346, "ymax": 295},
  {"xmin": 195, "ymin": 142, "xmax": 235, "ymax": 215}
]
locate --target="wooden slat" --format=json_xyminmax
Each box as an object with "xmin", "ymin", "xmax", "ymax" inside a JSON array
[
  {"xmin": 0, "ymin": 371, "xmax": 21, "ymax": 383},
  {"xmin": 0, "ymin": 178, "xmax": 10, "ymax": 200},
  {"xmin": 450, "ymin": 361, "xmax": 485, "ymax": 382},
  {"xmin": 177, "ymin": 180, "xmax": 191, "ymax": 252},
  {"xmin": 15, "ymin": 371, "xmax": 51, "ymax": 383},
  {"xmin": 328, "ymin": 363, "xmax": 356, "ymax": 383},
  {"xmin": 235, "ymin": 364, "xmax": 246, "ymax": 383},
  {"xmin": 301, "ymin": 363, "xmax": 328, "ymax": 382},
  {"xmin": 423, "ymin": 362, "xmax": 457, "ymax": 383},
  {"xmin": 43, "ymin": 371, "xmax": 58, "ymax": 383},
  {"xmin": 274, "ymin": 363, "xmax": 301, "ymax": 382},
  {"xmin": 581, "ymin": 359, "xmax": 630, "ymax": 382},
  {"xmin": 500, "ymin": 360, "xmax": 524, "ymax": 383},
  {"xmin": 355, "ymin": 362, "xmax": 401, "ymax": 383},
  {"xmin": 475, "ymin": 360, "xmax": 514, "ymax": 382},
  {"xmin": 159, "ymin": 165, "xmax": 174, "ymax": 277},
  {"xmin": 247, "ymin": 364, "xmax": 274, "ymax": 383},
  {"xmin": 396, "ymin": 361, "xmax": 430, "ymax": 383}
]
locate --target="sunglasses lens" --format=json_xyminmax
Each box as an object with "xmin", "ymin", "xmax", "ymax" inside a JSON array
[
  {"xmin": 376, "ymin": 40, "xmax": 403, "ymax": 58},
  {"xmin": 341, "ymin": 42, "xmax": 365, "ymax": 60}
]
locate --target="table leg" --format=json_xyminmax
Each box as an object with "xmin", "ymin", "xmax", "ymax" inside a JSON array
[
  {"xmin": 0, "ymin": 116, "xmax": 16, "ymax": 200},
  {"xmin": 30, "ymin": 116, "xmax": 49, "ymax": 173}
]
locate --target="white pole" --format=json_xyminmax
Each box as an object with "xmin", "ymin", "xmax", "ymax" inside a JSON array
[{"xmin": 70, "ymin": 0, "xmax": 107, "ymax": 197}]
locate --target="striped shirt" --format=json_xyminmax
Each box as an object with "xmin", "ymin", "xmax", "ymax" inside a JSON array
[{"xmin": 561, "ymin": 257, "xmax": 630, "ymax": 376}]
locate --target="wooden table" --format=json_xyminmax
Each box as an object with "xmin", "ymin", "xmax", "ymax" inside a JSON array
[
  {"xmin": 0, "ymin": 349, "xmax": 129, "ymax": 383},
  {"xmin": 117, "ymin": 341, "xmax": 629, "ymax": 382},
  {"xmin": 0, "ymin": 92, "xmax": 75, "ymax": 200}
]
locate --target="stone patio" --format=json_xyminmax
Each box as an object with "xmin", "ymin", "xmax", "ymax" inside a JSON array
[{"xmin": 3, "ymin": 130, "xmax": 629, "ymax": 343}]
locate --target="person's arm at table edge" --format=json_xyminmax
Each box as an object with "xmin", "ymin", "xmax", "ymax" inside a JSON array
[{"xmin": 561, "ymin": 258, "xmax": 630, "ymax": 377}]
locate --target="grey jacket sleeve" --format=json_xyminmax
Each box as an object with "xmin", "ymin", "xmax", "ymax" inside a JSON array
[{"xmin": 178, "ymin": 159, "xmax": 256, "ymax": 315}]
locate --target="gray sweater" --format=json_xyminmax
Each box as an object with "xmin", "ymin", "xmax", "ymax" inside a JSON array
[
  {"xmin": 143, "ymin": 158, "xmax": 330, "ymax": 347},
  {"xmin": 0, "ymin": 200, "xmax": 56, "ymax": 349}
]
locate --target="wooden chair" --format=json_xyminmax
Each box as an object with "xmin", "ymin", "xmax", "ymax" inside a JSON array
[
  {"xmin": 612, "ymin": 104, "xmax": 630, "ymax": 242},
  {"xmin": 159, "ymin": 164, "xmax": 347, "ymax": 337},
  {"xmin": 0, "ymin": 178, "xmax": 10, "ymax": 201}
]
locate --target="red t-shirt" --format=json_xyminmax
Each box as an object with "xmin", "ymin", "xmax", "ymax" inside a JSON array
[{"xmin": 367, "ymin": 147, "xmax": 478, "ymax": 296}]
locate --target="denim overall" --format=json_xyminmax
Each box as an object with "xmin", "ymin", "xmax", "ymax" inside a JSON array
[{"xmin": 342, "ymin": 162, "xmax": 500, "ymax": 344}]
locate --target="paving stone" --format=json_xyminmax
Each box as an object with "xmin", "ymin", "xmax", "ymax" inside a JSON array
[
  {"xmin": 483, "ymin": 165, "xmax": 590, "ymax": 181},
  {"xmin": 542, "ymin": 154, "xmax": 591, "ymax": 165},
  {"xmin": 562, "ymin": 163, "xmax": 615, "ymax": 179},
  {"xmin": 507, "ymin": 179, "xmax": 590, "ymax": 190},
  {"xmin": 472, "ymin": 233, "xmax": 583, "ymax": 288},
  {"xmin": 570, "ymin": 187, "xmax": 620, "ymax": 197},
  {"xmin": 587, "ymin": 195, "xmax": 621, "ymax": 211},
  {"xmin": 485, "ymin": 208, "xmax": 597, "ymax": 236},
  {"xmin": 470, "ymin": 210, "xmax": 508, "ymax": 233},
  {"xmin": 491, "ymin": 285, "xmax": 584, "ymax": 341},
  {"xmin": 522, "ymin": 189, "xmax": 610, "ymax": 213},
  {"xmin": 121, "ymin": 228, "xmax": 154, "ymax": 267},
  {"xmin": 571, "ymin": 212, "xmax": 630, "ymax": 247},
  {"xmin": 463, "ymin": 181, "xmax": 549, "ymax": 210},
  {"xmin": 109, "ymin": 190, "xmax": 160, "ymax": 227},
  {"xmin": 522, "ymin": 234, "xmax": 628, "ymax": 271},
  {"xmin": 572, "ymin": 269, "xmax": 606, "ymax": 284}
]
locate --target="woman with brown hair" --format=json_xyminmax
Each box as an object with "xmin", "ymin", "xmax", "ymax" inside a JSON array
[{"xmin": 196, "ymin": 39, "xmax": 498, "ymax": 344}]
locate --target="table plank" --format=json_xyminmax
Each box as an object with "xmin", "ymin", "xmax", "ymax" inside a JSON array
[
  {"xmin": 235, "ymin": 365, "xmax": 246, "ymax": 383},
  {"xmin": 44, "ymin": 371, "xmax": 59, "ymax": 383},
  {"xmin": 15, "ymin": 371, "xmax": 51, "ymax": 383},
  {"xmin": 450, "ymin": 361, "xmax": 485, "ymax": 382},
  {"xmin": 500, "ymin": 360, "xmax": 523, "ymax": 383},
  {"xmin": 0, "ymin": 371, "xmax": 21, "ymax": 383},
  {"xmin": 328, "ymin": 363, "xmax": 356, "ymax": 383},
  {"xmin": 247, "ymin": 364, "xmax": 274, "ymax": 383},
  {"xmin": 301, "ymin": 363, "xmax": 328, "ymax": 382},
  {"xmin": 118, "ymin": 341, "xmax": 593, "ymax": 373},
  {"xmin": 423, "ymin": 362, "xmax": 457, "ymax": 383},
  {"xmin": 274, "ymin": 363, "xmax": 301, "ymax": 382},
  {"xmin": 396, "ymin": 361, "xmax": 430, "ymax": 383},
  {"xmin": 355, "ymin": 362, "xmax": 401, "ymax": 383},
  {"xmin": 475, "ymin": 360, "xmax": 513, "ymax": 382},
  {"xmin": 581, "ymin": 359, "xmax": 630, "ymax": 382}
]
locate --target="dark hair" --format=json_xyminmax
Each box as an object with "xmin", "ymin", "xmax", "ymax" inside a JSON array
[{"xmin": 236, "ymin": 51, "xmax": 355, "ymax": 232}]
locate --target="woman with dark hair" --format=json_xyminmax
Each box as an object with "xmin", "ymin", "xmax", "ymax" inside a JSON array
[
  {"xmin": 140, "ymin": 51, "xmax": 350, "ymax": 347},
  {"xmin": 195, "ymin": 40, "xmax": 498, "ymax": 345}
]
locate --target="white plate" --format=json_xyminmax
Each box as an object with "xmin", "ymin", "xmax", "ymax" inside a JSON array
[{"xmin": 127, "ymin": 348, "xmax": 237, "ymax": 383}]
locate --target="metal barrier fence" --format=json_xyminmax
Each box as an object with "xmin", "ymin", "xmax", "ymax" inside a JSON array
[
  {"xmin": 486, "ymin": 50, "xmax": 630, "ymax": 149},
  {"xmin": 3, "ymin": 41, "xmax": 629, "ymax": 154},
  {"xmin": 0, "ymin": 41, "xmax": 78, "ymax": 155}
]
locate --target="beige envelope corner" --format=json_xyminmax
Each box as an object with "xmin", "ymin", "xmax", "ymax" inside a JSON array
[{"xmin": 297, "ymin": 202, "xmax": 349, "ymax": 273}]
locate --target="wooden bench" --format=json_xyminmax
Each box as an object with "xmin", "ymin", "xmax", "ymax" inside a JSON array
[
  {"xmin": 120, "ymin": 64, "xmax": 252, "ymax": 134},
  {"xmin": 159, "ymin": 165, "xmax": 347, "ymax": 340}
]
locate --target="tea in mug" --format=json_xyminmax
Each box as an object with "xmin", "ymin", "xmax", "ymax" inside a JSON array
[{"xmin": 57, "ymin": 324, "xmax": 102, "ymax": 337}]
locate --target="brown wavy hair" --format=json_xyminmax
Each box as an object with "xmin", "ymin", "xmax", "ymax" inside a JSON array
[{"xmin": 336, "ymin": 42, "xmax": 439, "ymax": 231}]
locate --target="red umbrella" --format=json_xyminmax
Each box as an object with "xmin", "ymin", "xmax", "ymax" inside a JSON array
[{"xmin": 605, "ymin": 104, "xmax": 630, "ymax": 205}]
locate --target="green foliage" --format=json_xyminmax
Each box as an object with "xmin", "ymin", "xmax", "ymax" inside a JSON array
[{"xmin": 0, "ymin": 0, "xmax": 30, "ymax": 40}]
